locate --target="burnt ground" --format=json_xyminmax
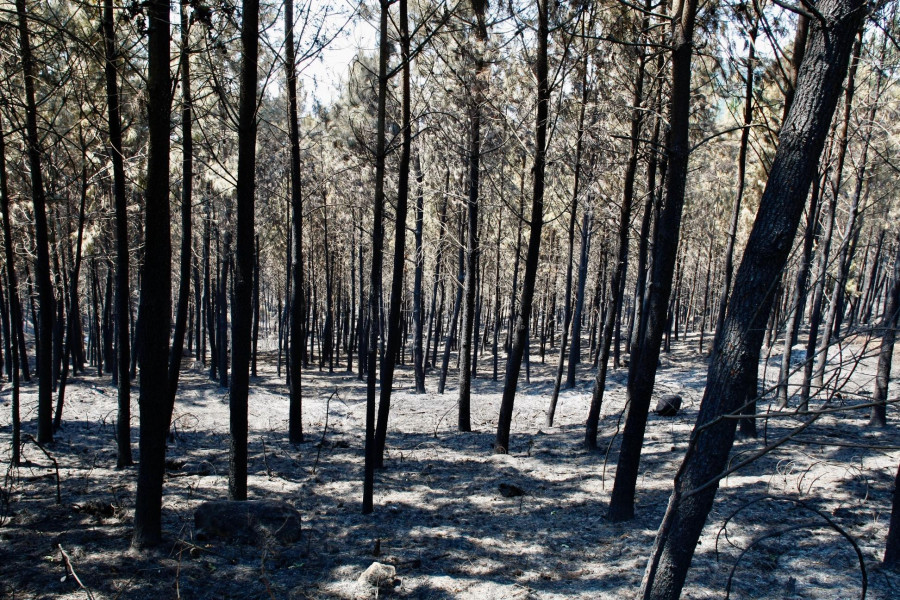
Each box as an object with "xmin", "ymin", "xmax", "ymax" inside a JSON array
[{"xmin": 1, "ymin": 334, "xmax": 899, "ymax": 599}]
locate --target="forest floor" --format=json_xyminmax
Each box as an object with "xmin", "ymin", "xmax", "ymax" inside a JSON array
[{"xmin": 1, "ymin": 334, "xmax": 899, "ymax": 599}]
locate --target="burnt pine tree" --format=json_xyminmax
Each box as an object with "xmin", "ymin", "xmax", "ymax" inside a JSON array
[
  {"xmin": 458, "ymin": 0, "xmax": 488, "ymax": 432},
  {"xmin": 374, "ymin": 0, "xmax": 413, "ymax": 465},
  {"xmin": 286, "ymin": 0, "xmax": 306, "ymax": 444},
  {"xmin": 606, "ymin": 0, "xmax": 699, "ymax": 519},
  {"xmin": 495, "ymin": 0, "xmax": 549, "ymax": 454},
  {"xmin": 584, "ymin": 0, "xmax": 650, "ymax": 448},
  {"xmin": 869, "ymin": 233, "xmax": 899, "ymax": 428},
  {"xmin": 168, "ymin": 0, "xmax": 195, "ymax": 408},
  {"xmin": 228, "ymin": 0, "xmax": 260, "ymax": 501},
  {"xmin": 16, "ymin": 0, "xmax": 55, "ymax": 444},
  {"xmin": 639, "ymin": 1, "xmax": 868, "ymax": 596},
  {"xmin": 102, "ymin": 0, "xmax": 133, "ymax": 467},
  {"xmin": 133, "ymin": 0, "xmax": 173, "ymax": 548},
  {"xmin": 363, "ymin": 0, "xmax": 391, "ymax": 514},
  {"xmin": 0, "ymin": 114, "xmax": 21, "ymax": 465}
]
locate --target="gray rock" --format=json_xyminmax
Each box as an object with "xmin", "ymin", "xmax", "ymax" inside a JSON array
[
  {"xmin": 194, "ymin": 500, "xmax": 301, "ymax": 544},
  {"xmin": 654, "ymin": 394, "xmax": 682, "ymax": 417},
  {"xmin": 358, "ymin": 562, "xmax": 397, "ymax": 588}
]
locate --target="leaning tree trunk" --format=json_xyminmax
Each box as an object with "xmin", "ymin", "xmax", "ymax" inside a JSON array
[
  {"xmin": 363, "ymin": 0, "xmax": 390, "ymax": 515},
  {"xmin": 712, "ymin": 15, "xmax": 757, "ymax": 351},
  {"xmin": 607, "ymin": 0, "xmax": 699, "ymax": 519},
  {"xmin": 548, "ymin": 40, "xmax": 591, "ymax": 426},
  {"xmin": 285, "ymin": 0, "xmax": 306, "ymax": 443},
  {"xmin": 639, "ymin": 2, "xmax": 866, "ymax": 596},
  {"xmin": 16, "ymin": 0, "xmax": 55, "ymax": 444},
  {"xmin": 495, "ymin": 0, "xmax": 549, "ymax": 454},
  {"xmin": 133, "ymin": 0, "xmax": 172, "ymax": 548},
  {"xmin": 374, "ymin": 0, "xmax": 412, "ymax": 464}
]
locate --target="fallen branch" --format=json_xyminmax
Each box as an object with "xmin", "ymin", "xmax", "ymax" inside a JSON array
[
  {"xmin": 312, "ymin": 390, "xmax": 337, "ymax": 475},
  {"xmin": 59, "ymin": 544, "xmax": 96, "ymax": 600}
]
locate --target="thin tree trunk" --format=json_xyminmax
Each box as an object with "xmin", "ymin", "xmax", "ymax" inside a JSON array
[
  {"xmin": 285, "ymin": 0, "xmax": 305, "ymax": 443},
  {"xmin": 16, "ymin": 0, "xmax": 55, "ymax": 444},
  {"xmin": 412, "ymin": 155, "xmax": 426, "ymax": 392},
  {"xmin": 607, "ymin": 0, "xmax": 700, "ymax": 519},
  {"xmin": 868, "ymin": 233, "xmax": 899, "ymax": 428},
  {"xmin": 168, "ymin": 3, "xmax": 194, "ymax": 407},
  {"xmin": 495, "ymin": 0, "xmax": 549, "ymax": 454},
  {"xmin": 363, "ymin": 0, "xmax": 391, "ymax": 515},
  {"xmin": 0, "ymin": 113, "xmax": 21, "ymax": 465},
  {"xmin": 374, "ymin": 0, "xmax": 413, "ymax": 464}
]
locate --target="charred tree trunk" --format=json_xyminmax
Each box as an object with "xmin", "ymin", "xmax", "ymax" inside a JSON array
[
  {"xmin": 412, "ymin": 155, "xmax": 426, "ymax": 392},
  {"xmin": 607, "ymin": 0, "xmax": 699, "ymax": 518},
  {"xmin": 363, "ymin": 0, "xmax": 391, "ymax": 515},
  {"xmin": 0, "ymin": 113, "xmax": 21, "ymax": 465},
  {"xmin": 374, "ymin": 0, "xmax": 413, "ymax": 464},
  {"xmin": 495, "ymin": 0, "xmax": 549, "ymax": 454},
  {"xmin": 286, "ymin": 0, "xmax": 306, "ymax": 444},
  {"xmin": 16, "ymin": 0, "xmax": 55, "ymax": 444},
  {"xmin": 168, "ymin": 3, "xmax": 194, "ymax": 407},
  {"xmin": 133, "ymin": 0, "xmax": 173, "ymax": 548},
  {"xmin": 640, "ymin": 1, "xmax": 866, "ymax": 595},
  {"xmin": 228, "ymin": 0, "xmax": 259, "ymax": 502},
  {"xmin": 458, "ymin": 3, "xmax": 487, "ymax": 432}
]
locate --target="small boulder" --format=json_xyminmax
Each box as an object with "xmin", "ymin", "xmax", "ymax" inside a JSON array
[
  {"xmin": 654, "ymin": 394, "xmax": 682, "ymax": 417},
  {"xmin": 358, "ymin": 562, "xmax": 397, "ymax": 589},
  {"xmin": 498, "ymin": 483, "xmax": 526, "ymax": 498},
  {"xmin": 194, "ymin": 500, "xmax": 301, "ymax": 544}
]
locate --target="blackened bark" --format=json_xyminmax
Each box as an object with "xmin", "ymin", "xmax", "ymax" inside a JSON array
[
  {"xmin": 228, "ymin": 0, "xmax": 259, "ymax": 502},
  {"xmin": 168, "ymin": 2, "xmax": 194, "ymax": 407},
  {"xmin": 567, "ymin": 209, "xmax": 591, "ymax": 387},
  {"xmin": 53, "ymin": 161, "xmax": 88, "ymax": 430},
  {"xmin": 412, "ymin": 156, "xmax": 426, "ymax": 392},
  {"xmin": 0, "ymin": 113, "xmax": 21, "ymax": 465},
  {"xmin": 495, "ymin": 0, "xmax": 549, "ymax": 454},
  {"xmin": 286, "ymin": 0, "xmax": 306, "ymax": 444},
  {"xmin": 607, "ymin": 0, "xmax": 698, "ymax": 519},
  {"xmin": 374, "ymin": 0, "xmax": 413, "ymax": 464},
  {"xmin": 16, "ymin": 0, "xmax": 55, "ymax": 444},
  {"xmin": 458, "ymin": 3, "xmax": 487, "ymax": 432},
  {"xmin": 869, "ymin": 234, "xmax": 899, "ymax": 428},
  {"xmin": 133, "ymin": 0, "xmax": 172, "ymax": 548},
  {"xmin": 363, "ymin": 0, "xmax": 390, "ymax": 514},
  {"xmin": 712, "ymin": 16, "xmax": 757, "ymax": 350},
  {"xmin": 439, "ymin": 215, "xmax": 465, "ymax": 394},
  {"xmin": 640, "ymin": 1, "xmax": 867, "ymax": 595},
  {"xmin": 103, "ymin": 0, "xmax": 134, "ymax": 469},
  {"xmin": 252, "ymin": 235, "xmax": 260, "ymax": 376}
]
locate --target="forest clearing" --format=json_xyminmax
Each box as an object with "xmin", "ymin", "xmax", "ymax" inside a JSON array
[
  {"xmin": 2, "ymin": 0, "xmax": 900, "ymax": 598},
  {"xmin": 2, "ymin": 336, "xmax": 899, "ymax": 599}
]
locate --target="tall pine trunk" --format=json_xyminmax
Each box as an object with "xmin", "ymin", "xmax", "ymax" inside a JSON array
[
  {"xmin": 640, "ymin": 1, "xmax": 866, "ymax": 595},
  {"xmin": 133, "ymin": 0, "xmax": 172, "ymax": 548}
]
